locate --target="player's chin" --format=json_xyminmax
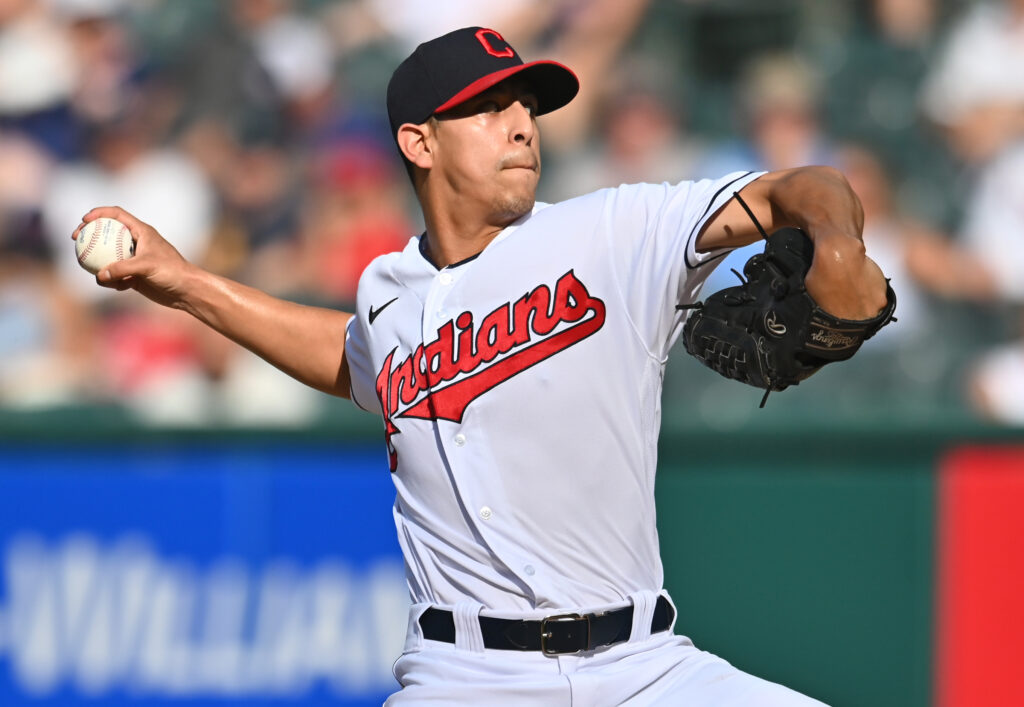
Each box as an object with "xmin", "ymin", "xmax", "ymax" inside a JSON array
[
  {"xmin": 499, "ymin": 170, "xmax": 538, "ymax": 202},
  {"xmin": 493, "ymin": 192, "xmax": 536, "ymax": 224}
]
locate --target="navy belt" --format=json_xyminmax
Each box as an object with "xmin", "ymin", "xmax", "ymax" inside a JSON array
[{"xmin": 419, "ymin": 595, "xmax": 674, "ymax": 655}]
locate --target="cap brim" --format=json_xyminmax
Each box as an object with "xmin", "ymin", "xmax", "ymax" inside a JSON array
[{"xmin": 434, "ymin": 60, "xmax": 579, "ymax": 117}]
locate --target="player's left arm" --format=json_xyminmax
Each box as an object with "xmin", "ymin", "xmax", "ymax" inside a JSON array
[{"xmin": 696, "ymin": 165, "xmax": 889, "ymax": 321}]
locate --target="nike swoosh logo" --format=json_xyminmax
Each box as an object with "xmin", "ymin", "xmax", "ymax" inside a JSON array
[{"xmin": 368, "ymin": 297, "xmax": 399, "ymax": 324}]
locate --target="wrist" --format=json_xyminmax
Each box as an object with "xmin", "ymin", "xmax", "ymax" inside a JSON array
[{"xmin": 174, "ymin": 264, "xmax": 221, "ymax": 320}]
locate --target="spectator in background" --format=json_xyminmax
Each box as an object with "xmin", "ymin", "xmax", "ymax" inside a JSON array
[
  {"xmin": 356, "ymin": 0, "xmax": 548, "ymax": 53},
  {"xmin": 0, "ymin": 239, "xmax": 97, "ymax": 407},
  {"xmin": 56, "ymin": 0, "xmax": 138, "ymax": 128},
  {"xmin": 696, "ymin": 52, "xmax": 838, "ymax": 294},
  {"xmin": 205, "ymin": 127, "xmax": 415, "ymax": 311},
  {"xmin": 899, "ymin": 0, "xmax": 1024, "ymax": 424},
  {"xmin": 348, "ymin": 0, "xmax": 652, "ymax": 156},
  {"xmin": 39, "ymin": 89, "xmax": 325, "ymax": 427},
  {"xmin": 543, "ymin": 57, "xmax": 704, "ymax": 202},
  {"xmin": 905, "ymin": 142, "xmax": 1024, "ymax": 423},
  {"xmin": 179, "ymin": 120, "xmax": 300, "ymax": 286},
  {"xmin": 699, "ymin": 52, "xmax": 833, "ymax": 183},
  {"xmin": 0, "ymin": 119, "xmax": 53, "ymax": 262},
  {"xmin": 0, "ymin": 1, "xmax": 1005, "ymax": 426},
  {"xmin": 908, "ymin": 143, "xmax": 1024, "ymax": 303},
  {"xmin": 41, "ymin": 92, "xmax": 215, "ymax": 301},
  {"xmin": 520, "ymin": 0, "xmax": 652, "ymax": 155},
  {"xmin": 175, "ymin": 0, "xmax": 398, "ymax": 287},
  {"xmin": 34, "ymin": 35, "xmax": 221, "ymax": 422},
  {"xmin": 228, "ymin": 0, "xmax": 338, "ymax": 140},
  {"xmin": 0, "ymin": 0, "xmax": 81, "ymax": 258},
  {"xmin": 821, "ymin": 0, "xmax": 957, "ymax": 230},
  {"xmin": 0, "ymin": 0, "xmax": 78, "ymax": 160},
  {"xmin": 291, "ymin": 136, "xmax": 414, "ymax": 308},
  {"xmin": 911, "ymin": 0, "xmax": 1024, "ymax": 284},
  {"xmin": 171, "ymin": 0, "xmax": 329, "ymax": 262},
  {"xmin": 0, "ymin": 0, "xmax": 93, "ymax": 406},
  {"xmin": 919, "ymin": 0, "xmax": 1024, "ymax": 167}
]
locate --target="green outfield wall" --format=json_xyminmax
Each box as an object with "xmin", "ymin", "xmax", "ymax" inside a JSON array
[
  {"xmin": 656, "ymin": 427, "xmax": 941, "ymax": 707},
  {"xmin": 3, "ymin": 406, "xmax": 1022, "ymax": 707}
]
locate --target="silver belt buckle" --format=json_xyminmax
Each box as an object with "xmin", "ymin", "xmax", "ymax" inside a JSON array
[{"xmin": 540, "ymin": 613, "xmax": 591, "ymax": 655}]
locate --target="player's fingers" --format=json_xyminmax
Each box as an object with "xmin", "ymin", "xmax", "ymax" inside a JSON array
[
  {"xmin": 97, "ymin": 256, "xmax": 142, "ymax": 285},
  {"xmin": 95, "ymin": 272, "xmax": 134, "ymax": 290},
  {"xmin": 81, "ymin": 206, "xmax": 150, "ymax": 235}
]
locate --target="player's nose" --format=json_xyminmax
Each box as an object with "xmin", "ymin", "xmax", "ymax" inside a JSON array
[{"xmin": 507, "ymin": 100, "xmax": 535, "ymax": 145}]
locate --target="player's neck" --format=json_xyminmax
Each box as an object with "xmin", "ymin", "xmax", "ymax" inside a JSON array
[{"xmin": 419, "ymin": 201, "xmax": 510, "ymax": 269}]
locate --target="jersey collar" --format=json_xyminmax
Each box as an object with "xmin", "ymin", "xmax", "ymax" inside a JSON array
[{"xmin": 416, "ymin": 203, "xmax": 549, "ymax": 271}]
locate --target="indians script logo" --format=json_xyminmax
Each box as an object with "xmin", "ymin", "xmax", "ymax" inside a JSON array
[{"xmin": 375, "ymin": 270, "xmax": 606, "ymax": 471}]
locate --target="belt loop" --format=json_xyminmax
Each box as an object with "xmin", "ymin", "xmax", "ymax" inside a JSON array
[
  {"xmin": 405, "ymin": 603, "xmax": 430, "ymax": 653},
  {"xmin": 627, "ymin": 590, "xmax": 658, "ymax": 643},
  {"xmin": 661, "ymin": 591, "xmax": 678, "ymax": 632},
  {"xmin": 453, "ymin": 600, "xmax": 486, "ymax": 654}
]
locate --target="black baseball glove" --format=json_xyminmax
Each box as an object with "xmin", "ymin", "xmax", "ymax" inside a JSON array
[{"xmin": 681, "ymin": 227, "xmax": 897, "ymax": 406}]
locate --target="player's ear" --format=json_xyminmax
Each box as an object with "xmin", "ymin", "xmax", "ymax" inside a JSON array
[{"xmin": 397, "ymin": 122, "xmax": 434, "ymax": 171}]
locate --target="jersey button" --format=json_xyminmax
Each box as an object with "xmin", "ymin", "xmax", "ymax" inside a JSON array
[
  {"xmin": 453, "ymin": 433, "xmax": 466, "ymax": 447},
  {"xmin": 523, "ymin": 564, "xmax": 536, "ymax": 576},
  {"xmin": 439, "ymin": 272, "xmax": 453, "ymax": 286},
  {"xmin": 479, "ymin": 506, "xmax": 492, "ymax": 521}
]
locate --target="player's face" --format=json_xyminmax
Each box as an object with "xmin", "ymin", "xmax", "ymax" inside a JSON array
[{"xmin": 430, "ymin": 79, "xmax": 542, "ymax": 225}]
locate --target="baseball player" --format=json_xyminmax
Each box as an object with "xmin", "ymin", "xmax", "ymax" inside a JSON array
[{"xmin": 76, "ymin": 27, "xmax": 891, "ymax": 706}]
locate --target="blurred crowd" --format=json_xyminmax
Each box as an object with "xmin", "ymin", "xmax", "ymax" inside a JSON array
[{"xmin": 1, "ymin": 0, "xmax": 1023, "ymax": 428}]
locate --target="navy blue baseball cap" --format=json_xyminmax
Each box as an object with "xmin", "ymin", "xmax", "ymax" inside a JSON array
[{"xmin": 386, "ymin": 27, "xmax": 579, "ymax": 138}]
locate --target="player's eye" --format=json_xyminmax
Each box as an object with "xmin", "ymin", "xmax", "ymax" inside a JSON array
[
  {"xmin": 478, "ymin": 100, "xmax": 501, "ymax": 113},
  {"xmin": 521, "ymin": 98, "xmax": 538, "ymax": 115}
]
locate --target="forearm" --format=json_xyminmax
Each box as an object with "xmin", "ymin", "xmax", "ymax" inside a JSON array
[
  {"xmin": 763, "ymin": 168, "xmax": 888, "ymax": 321},
  {"xmin": 175, "ymin": 266, "xmax": 353, "ymax": 397}
]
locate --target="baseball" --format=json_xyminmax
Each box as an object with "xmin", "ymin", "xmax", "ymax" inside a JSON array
[{"xmin": 75, "ymin": 217, "xmax": 135, "ymax": 275}]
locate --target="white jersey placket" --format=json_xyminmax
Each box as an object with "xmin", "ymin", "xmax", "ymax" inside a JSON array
[{"xmin": 419, "ymin": 260, "xmax": 543, "ymax": 604}]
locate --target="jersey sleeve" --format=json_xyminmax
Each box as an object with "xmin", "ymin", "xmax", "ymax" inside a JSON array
[
  {"xmin": 602, "ymin": 170, "xmax": 765, "ymax": 359},
  {"xmin": 344, "ymin": 312, "xmax": 380, "ymax": 415}
]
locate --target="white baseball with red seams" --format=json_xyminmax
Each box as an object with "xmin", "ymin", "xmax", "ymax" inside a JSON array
[{"xmin": 75, "ymin": 217, "xmax": 135, "ymax": 275}]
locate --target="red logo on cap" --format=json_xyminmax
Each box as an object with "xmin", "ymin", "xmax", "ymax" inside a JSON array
[{"xmin": 475, "ymin": 29, "xmax": 514, "ymax": 58}]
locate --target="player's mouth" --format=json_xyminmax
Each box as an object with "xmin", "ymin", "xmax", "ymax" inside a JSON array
[{"xmin": 499, "ymin": 155, "xmax": 539, "ymax": 172}]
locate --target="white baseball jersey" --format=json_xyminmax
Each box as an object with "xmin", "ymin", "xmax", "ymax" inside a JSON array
[{"xmin": 344, "ymin": 169, "xmax": 764, "ymax": 614}]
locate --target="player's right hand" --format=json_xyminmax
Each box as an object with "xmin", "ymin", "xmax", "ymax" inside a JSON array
[{"xmin": 74, "ymin": 206, "xmax": 195, "ymax": 309}]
